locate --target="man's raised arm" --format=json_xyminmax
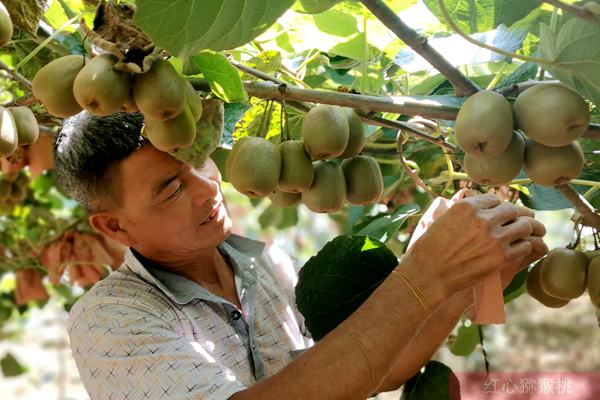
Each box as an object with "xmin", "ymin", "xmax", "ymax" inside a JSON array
[{"xmin": 230, "ymin": 194, "xmax": 538, "ymax": 400}]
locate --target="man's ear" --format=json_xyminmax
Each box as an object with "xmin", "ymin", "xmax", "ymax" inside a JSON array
[{"xmin": 89, "ymin": 212, "xmax": 137, "ymax": 247}]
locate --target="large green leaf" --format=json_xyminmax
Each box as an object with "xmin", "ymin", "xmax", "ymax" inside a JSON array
[
  {"xmin": 538, "ymin": 18, "xmax": 600, "ymax": 108},
  {"xmin": 295, "ymin": 235, "xmax": 398, "ymax": 341},
  {"xmin": 184, "ymin": 51, "xmax": 247, "ymax": 103},
  {"xmin": 401, "ymin": 360, "xmax": 460, "ymax": 400},
  {"xmin": 297, "ymin": 0, "xmax": 341, "ymax": 14},
  {"xmin": 133, "ymin": 0, "xmax": 295, "ymax": 56},
  {"xmin": 424, "ymin": 0, "xmax": 539, "ymax": 33}
]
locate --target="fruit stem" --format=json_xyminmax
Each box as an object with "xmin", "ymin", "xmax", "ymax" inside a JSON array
[
  {"xmin": 437, "ymin": 0, "xmax": 552, "ymax": 66},
  {"xmin": 14, "ymin": 14, "xmax": 84, "ymax": 72},
  {"xmin": 442, "ymin": 151, "xmax": 456, "ymax": 195},
  {"xmin": 397, "ymin": 142, "xmax": 436, "ymax": 198}
]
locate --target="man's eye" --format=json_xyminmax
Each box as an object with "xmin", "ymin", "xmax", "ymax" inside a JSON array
[{"xmin": 166, "ymin": 184, "xmax": 182, "ymax": 200}]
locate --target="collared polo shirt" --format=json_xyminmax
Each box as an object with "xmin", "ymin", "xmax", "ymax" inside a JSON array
[{"xmin": 67, "ymin": 234, "xmax": 313, "ymax": 400}]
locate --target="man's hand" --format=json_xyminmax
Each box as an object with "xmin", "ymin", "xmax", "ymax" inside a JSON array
[
  {"xmin": 498, "ymin": 206, "xmax": 548, "ymax": 288},
  {"xmin": 402, "ymin": 193, "xmax": 543, "ymax": 303}
]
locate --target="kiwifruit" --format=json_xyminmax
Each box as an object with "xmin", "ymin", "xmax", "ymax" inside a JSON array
[
  {"xmin": 226, "ymin": 136, "xmax": 281, "ymax": 198},
  {"xmin": 587, "ymin": 256, "xmax": 600, "ymax": 311},
  {"xmin": 526, "ymin": 260, "xmax": 570, "ymax": 308},
  {"xmin": 339, "ymin": 108, "xmax": 365, "ymax": 158},
  {"xmin": 133, "ymin": 59, "xmax": 186, "ymax": 121},
  {"xmin": 32, "ymin": 55, "xmax": 85, "ymax": 117},
  {"xmin": 524, "ymin": 140, "xmax": 583, "ymax": 187},
  {"xmin": 277, "ymin": 140, "xmax": 314, "ymax": 193},
  {"xmin": 540, "ymin": 248, "xmax": 588, "ymax": 300},
  {"xmin": 0, "ymin": 106, "xmax": 17, "ymax": 156},
  {"xmin": 585, "ymin": 250, "xmax": 600, "ymax": 262},
  {"xmin": 514, "ymin": 84, "xmax": 590, "ymax": 147},
  {"xmin": 269, "ymin": 188, "xmax": 301, "ymax": 207},
  {"xmin": 8, "ymin": 106, "xmax": 38, "ymax": 145},
  {"xmin": 0, "ymin": 2, "xmax": 12, "ymax": 46},
  {"xmin": 455, "ymin": 90, "xmax": 513, "ymax": 158},
  {"xmin": 464, "ymin": 131, "xmax": 525, "ymax": 186},
  {"xmin": 184, "ymin": 80, "xmax": 203, "ymax": 122},
  {"xmin": 73, "ymin": 54, "xmax": 130, "ymax": 116},
  {"xmin": 341, "ymin": 155, "xmax": 383, "ymax": 205},
  {"xmin": 144, "ymin": 105, "xmax": 196, "ymax": 151},
  {"xmin": 301, "ymin": 160, "xmax": 346, "ymax": 213},
  {"xmin": 121, "ymin": 90, "xmax": 138, "ymax": 112},
  {"xmin": 302, "ymin": 105, "xmax": 349, "ymax": 160}
]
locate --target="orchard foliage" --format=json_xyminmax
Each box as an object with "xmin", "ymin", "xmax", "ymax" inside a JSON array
[{"xmin": 0, "ymin": 0, "xmax": 600, "ymax": 391}]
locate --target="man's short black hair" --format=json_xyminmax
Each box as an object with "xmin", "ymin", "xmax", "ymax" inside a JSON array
[{"xmin": 54, "ymin": 111, "xmax": 145, "ymax": 213}]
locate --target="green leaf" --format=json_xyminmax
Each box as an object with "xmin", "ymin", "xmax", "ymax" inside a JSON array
[
  {"xmin": 295, "ymin": 235, "xmax": 398, "ymax": 341},
  {"xmin": 401, "ymin": 360, "xmax": 460, "ymax": 400},
  {"xmin": 519, "ymin": 184, "xmax": 571, "ymax": 210},
  {"xmin": 496, "ymin": 62, "xmax": 538, "ymax": 90},
  {"xmin": 424, "ymin": 0, "xmax": 495, "ymax": 33},
  {"xmin": 223, "ymin": 103, "xmax": 252, "ymax": 146},
  {"xmin": 134, "ymin": 0, "xmax": 295, "ymax": 56},
  {"xmin": 328, "ymin": 33, "xmax": 380, "ymax": 62},
  {"xmin": 258, "ymin": 204, "xmax": 284, "ymax": 228},
  {"xmin": 424, "ymin": 0, "xmax": 539, "ymax": 33},
  {"xmin": 186, "ymin": 52, "xmax": 247, "ymax": 103},
  {"xmin": 353, "ymin": 204, "xmax": 419, "ymax": 242},
  {"xmin": 297, "ymin": 0, "xmax": 341, "ymax": 14},
  {"xmin": 449, "ymin": 320, "xmax": 480, "ymax": 356},
  {"xmin": 313, "ymin": 9, "xmax": 358, "ymax": 37},
  {"xmin": 246, "ymin": 50, "xmax": 282, "ymax": 73},
  {"xmin": 494, "ymin": 0, "xmax": 540, "ymax": 27},
  {"xmin": 503, "ymin": 267, "xmax": 527, "ymax": 303},
  {"xmin": 1, "ymin": 352, "xmax": 27, "ymax": 377},
  {"xmin": 538, "ymin": 18, "xmax": 600, "ymax": 108}
]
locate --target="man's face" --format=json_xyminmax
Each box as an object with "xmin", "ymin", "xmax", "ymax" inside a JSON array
[{"xmin": 112, "ymin": 144, "xmax": 232, "ymax": 260}]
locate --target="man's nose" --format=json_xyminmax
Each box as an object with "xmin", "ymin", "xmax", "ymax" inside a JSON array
[{"xmin": 190, "ymin": 174, "xmax": 219, "ymax": 207}]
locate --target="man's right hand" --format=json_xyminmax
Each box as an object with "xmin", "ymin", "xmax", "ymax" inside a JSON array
[{"xmin": 401, "ymin": 193, "xmax": 539, "ymax": 304}]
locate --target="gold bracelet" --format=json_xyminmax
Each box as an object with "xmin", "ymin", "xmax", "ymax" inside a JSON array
[
  {"xmin": 339, "ymin": 326, "xmax": 377, "ymax": 387},
  {"xmin": 391, "ymin": 269, "xmax": 433, "ymax": 314}
]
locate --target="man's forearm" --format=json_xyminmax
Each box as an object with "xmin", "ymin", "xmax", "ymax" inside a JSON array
[
  {"xmin": 230, "ymin": 262, "xmax": 448, "ymax": 400},
  {"xmin": 375, "ymin": 291, "xmax": 473, "ymax": 393}
]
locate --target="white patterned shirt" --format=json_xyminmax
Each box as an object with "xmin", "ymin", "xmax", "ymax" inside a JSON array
[{"xmin": 68, "ymin": 234, "xmax": 313, "ymax": 400}]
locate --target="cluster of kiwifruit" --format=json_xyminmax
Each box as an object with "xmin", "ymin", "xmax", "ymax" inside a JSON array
[
  {"xmin": 226, "ymin": 104, "xmax": 384, "ymax": 213},
  {"xmin": 527, "ymin": 247, "xmax": 600, "ymax": 321},
  {"xmin": 32, "ymin": 54, "xmax": 202, "ymax": 152},
  {"xmin": 0, "ymin": 169, "xmax": 28, "ymax": 208},
  {"xmin": 457, "ymin": 84, "xmax": 589, "ymax": 187},
  {"xmin": 0, "ymin": 106, "xmax": 40, "ymax": 157}
]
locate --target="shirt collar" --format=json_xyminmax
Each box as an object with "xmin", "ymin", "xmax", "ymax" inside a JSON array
[{"xmin": 123, "ymin": 234, "xmax": 264, "ymax": 305}]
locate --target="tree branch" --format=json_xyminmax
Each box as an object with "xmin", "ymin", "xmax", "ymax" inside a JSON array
[
  {"xmin": 556, "ymin": 184, "xmax": 600, "ymax": 230},
  {"xmin": 360, "ymin": 0, "xmax": 480, "ymax": 96},
  {"xmin": 242, "ymin": 81, "xmax": 460, "ymax": 120},
  {"xmin": 540, "ymin": 0, "xmax": 600, "ymax": 30},
  {"xmin": 0, "ymin": 60, "xmax": 32, "ymax": 90}
]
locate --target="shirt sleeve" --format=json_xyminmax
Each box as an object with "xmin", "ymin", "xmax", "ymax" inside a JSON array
[{"xmin": 68, "ymin": 302, "xmax": 247, "ymax": 400}]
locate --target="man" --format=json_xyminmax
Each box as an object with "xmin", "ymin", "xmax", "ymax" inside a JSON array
[{"xmin": 57, "ymin": 111, "xmax": 547, "ymax": 399}]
